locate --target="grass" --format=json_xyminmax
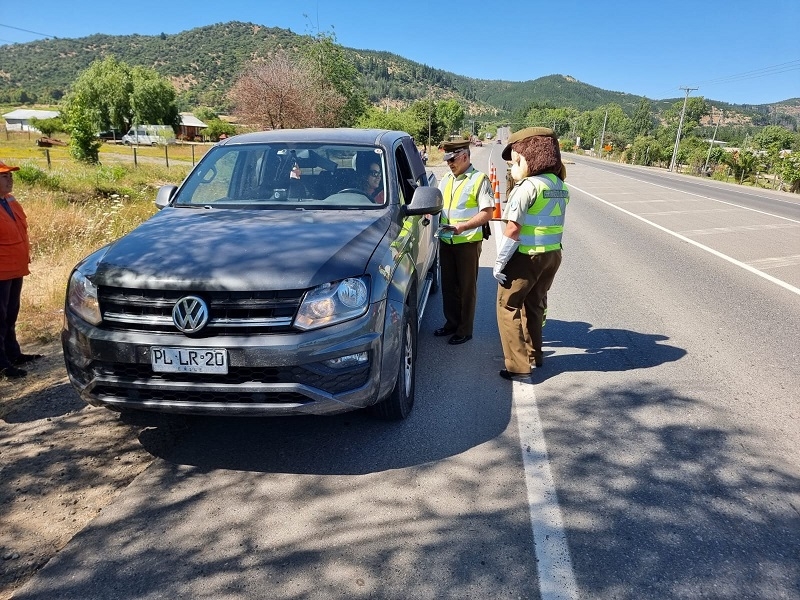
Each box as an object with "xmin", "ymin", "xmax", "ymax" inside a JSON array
[{"xmin": 2, "ymin": 132, "xmax": 201, "ymax": 343}]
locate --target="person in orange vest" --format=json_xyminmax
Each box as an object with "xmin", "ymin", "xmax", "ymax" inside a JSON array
[
  {"xmin": 435, "ymin": 140, "xmax": 494, "ymax": 345},
  {"xmin": 0, "ymin": 161, "xmax": 41, "ymax": 379},
  {"xmin": 493, "ymin": 128, "xmax": 569, "ymax": 381}
]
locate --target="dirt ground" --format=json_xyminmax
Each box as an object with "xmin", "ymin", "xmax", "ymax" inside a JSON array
[{"xmin": 0, "ymin": 340, "xmax": 185, "ymax": 599}]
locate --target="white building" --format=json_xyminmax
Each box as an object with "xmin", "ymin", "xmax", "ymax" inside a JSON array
[{"xmin": 2, "ymin": 108, "xmax": 61, "ymax": 132}]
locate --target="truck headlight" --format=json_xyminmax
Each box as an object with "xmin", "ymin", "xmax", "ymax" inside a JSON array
[
  {"xmin": 67, "ymin": 270, "xmax": 102, "ymax": 325},
  {"xmin": 295, "ymin": 277, "xmax": 369, "ymax": 331}
]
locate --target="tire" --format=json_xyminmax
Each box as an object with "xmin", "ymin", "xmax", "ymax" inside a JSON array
[{"xmin": 371, "ymin": 304, "xmax": 417, "ymax": 420}]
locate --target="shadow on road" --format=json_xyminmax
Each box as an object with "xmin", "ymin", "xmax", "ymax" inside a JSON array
[{"xmin": 531, "ymin": 318, "xmax": 687, "ymax": 382}]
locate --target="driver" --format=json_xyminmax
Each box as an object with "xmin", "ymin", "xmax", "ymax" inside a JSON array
[{"xmin": 359, "ymin": 159, "xmax": 385, "ymax": 204}]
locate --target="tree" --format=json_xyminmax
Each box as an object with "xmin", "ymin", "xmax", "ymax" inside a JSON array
[
  {"xmin": 408, "ymin": 98, "xmax": 442, "ymax": 148},
  {"xmin": 300, "ymin": 32, "xmax": 367, "ymax": 127},
  {"xmin": 436, "ymin": 99, "xmax": 464, "ymax": 140},
  {"xmin": 61, "ymin": 56, "xmax": 180, "ymax": 135},
  {"xmin": 229, "ymin": 52, "xmax": 338, "ymax": 129},
  {"xmin": 752, "ymin": 125, "xmax": 796, "ymax": 152},
  {"xmin": 524, "ymin": 106, "xmax": 578, "ymax": 138},
  {"xmin": 632, "ymin": 97, "xmax": 654, "ymax": 137},
  {"xmin": 66, "ymin": 96, "xmax": 101, "ymax": 164},
  {"xmin": 356, "ymin": 105, "xmax": 420, "ymax": 134},
  {"xmin": 28, "ymin": 117, "xmax": 65, "ymax": 138},
  {"xmin": 777, "ymin": 153, "xmax": 800, "ymax": 193},
  {"xmin": 663, "ymin": 96, "xmax": 710, "ymax": 139},
  {"xmin": 678, "ymin": 136, "xmax": 715, "ymax": 175},
  {"xmin": 575, "ymin": 104, "xmax": 632, "ymax": 152},
  {"xmin": 627, "ymin": 135, "xmax": 667, "ymax": 167},
  {"xmin": 130, "ymin": 67, "xmax": 180, "ymax": 128},
  {"xmin": 722, "ymin": 149, "xmax": 760, "ymax": 184},
  {"xmin": 203, "ymin": 118, "xmax": 237, "ymax": 141}
]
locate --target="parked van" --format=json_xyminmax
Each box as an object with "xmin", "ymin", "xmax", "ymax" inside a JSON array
[{"xmin": 121, "ymin": 125, "xmax": 175, "ymax": 146}]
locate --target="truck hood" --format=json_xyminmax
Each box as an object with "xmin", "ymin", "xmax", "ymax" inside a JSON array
[{"xmin": 91, "ymin": 207, "xmax": 392, "ymax": 290}]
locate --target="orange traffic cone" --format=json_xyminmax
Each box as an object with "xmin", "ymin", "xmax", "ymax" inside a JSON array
[{"xmin": 493, "ymin": 177, "xmax": 501, "ymax": 218}]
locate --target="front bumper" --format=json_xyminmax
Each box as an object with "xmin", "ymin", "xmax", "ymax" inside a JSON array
[{"xmin": 62, "ymin": 300, "xmax": 397, "ymax": 416}]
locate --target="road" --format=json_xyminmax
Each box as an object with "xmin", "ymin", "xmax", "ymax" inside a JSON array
[{"xmin": 15, "ymin": 150, "xmax": 800, "ymax": 600}]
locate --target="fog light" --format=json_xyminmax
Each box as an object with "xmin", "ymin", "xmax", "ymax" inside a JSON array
[{"xmin": 324, "ymin": 352, "xmax": 368, "ymax": 368}]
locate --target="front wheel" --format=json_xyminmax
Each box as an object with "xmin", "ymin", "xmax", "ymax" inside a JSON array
[{"xmin": 371, "ymin": 305, "xmax": 417, "ymax": 420}]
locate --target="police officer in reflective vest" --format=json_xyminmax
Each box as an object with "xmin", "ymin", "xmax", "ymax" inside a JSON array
[
  {"xmin": 493, "ymin": 128, "xmax": 569, "ymax": 380},
  {"xmin": 435, "ymin": 140, "xmax": 494, "ymax": 345}
]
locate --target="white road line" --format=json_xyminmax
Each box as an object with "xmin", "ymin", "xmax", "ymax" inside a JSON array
[
  {"xmin": 575, "ymin": 159, "xmax": 800, "ymax": 207},
  {"xmin": 568, "ymin": 183, "xmax": 800, "ymax": 297},
  {"xmin": 582, "ymin": 170, "xmax": 800, "ymax": 225},
  {"xmin": 515, "ymin": 383, "xmax": 580, "ymax": 600}
]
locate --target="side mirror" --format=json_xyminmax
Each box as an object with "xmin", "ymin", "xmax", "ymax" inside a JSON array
[
  {"xmin": 404, "ymin": 186, "xmax": 443, "ymax": 216},
  {"xmin": 155, "ymin": 185, "xmax": 178, "ymax": 210}
]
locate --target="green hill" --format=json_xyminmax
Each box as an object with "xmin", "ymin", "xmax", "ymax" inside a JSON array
[{"xmin": 1, "ymin": 20, "xmax": 797, "ymax": 121}]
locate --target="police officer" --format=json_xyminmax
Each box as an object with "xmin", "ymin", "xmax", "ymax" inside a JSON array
[
  {"xmin": 493, "ymin": 128, "xmax": 568, "ymax": 380},
  {"xmin": 435, "ymin": 140, "xmax": 494, "ymax": 345}
]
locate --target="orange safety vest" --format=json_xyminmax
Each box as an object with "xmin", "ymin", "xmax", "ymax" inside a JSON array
[{"xmin": 0, "ymin": 195, "xmax": 31, "ymax": 279}]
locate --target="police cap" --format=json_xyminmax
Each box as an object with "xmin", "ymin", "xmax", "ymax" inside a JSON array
[
  {"xmin": 442, "ymin": 139, "xmax": 470, "ymax": 161},
  {"xmin": 501, "ymin": 127, "xmax": 558, "ymax": 161}
]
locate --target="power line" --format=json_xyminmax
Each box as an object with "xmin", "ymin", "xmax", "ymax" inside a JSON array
[
  {"xmin": 648, "ymin": 59, "xmax": 800, "ymax": 102},
  {"xmin": 0, "ymin": 23, "xmax": 57, "ymax": 39},
  {"xmin": 690, "ymin": 59, "xmax": 800, "ymax": 88}
]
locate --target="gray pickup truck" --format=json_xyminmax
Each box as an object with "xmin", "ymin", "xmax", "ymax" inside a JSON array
[{"xmin": 62, "ymin": 128, "xmax": 443, "ymax": 420}]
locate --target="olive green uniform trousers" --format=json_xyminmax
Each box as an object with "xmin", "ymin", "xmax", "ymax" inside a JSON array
[
  {"xmin": 496, "ymin": 250, "xmax": 562, "ymax": 373},
  {"xmin": 439, "ymin": 240, "xmax": 482, "ymax": 338}
]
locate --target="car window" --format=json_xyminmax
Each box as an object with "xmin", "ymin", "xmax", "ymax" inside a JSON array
[{"xmin": 175, "ymin": 143, "xmax": 388, "ymax": 209}]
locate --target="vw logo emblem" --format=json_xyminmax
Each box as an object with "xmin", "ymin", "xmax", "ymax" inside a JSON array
[{"xmin": 172, "ymin": 296, "xmax": 209, "ymax": 333}]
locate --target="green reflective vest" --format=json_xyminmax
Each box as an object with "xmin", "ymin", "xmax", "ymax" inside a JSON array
[
  {"xmin": 440, "ymin": 167, "xmax": 487, "ymax": 244},
  {"xmin": 518, "ymin": 173, "xmax": 569, "ymax": 254}
]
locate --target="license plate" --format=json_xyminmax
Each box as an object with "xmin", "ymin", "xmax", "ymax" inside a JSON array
[{"xmin": 151, "ymin": 347, "xmax": 228, "ymax": 374}]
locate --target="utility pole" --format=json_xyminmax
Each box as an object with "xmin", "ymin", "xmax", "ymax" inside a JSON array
[
  {"xmin": 669, "ymin": 86, "xmax": 698, "ymax": 172},
  {"xmin": 598, "ymin": 110, "xmax": 608, "ymax": 158},
  {"xmin": 703, "ymin": 118, "xmax": 720, "ymax": 175},
  {"xmin": 426, "ymin": 95, "xmax": 432, "ymax": 151}
]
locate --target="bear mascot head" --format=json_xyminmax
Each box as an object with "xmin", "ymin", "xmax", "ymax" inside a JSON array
[{"xmin": 501, "ymin": 127, "xmax": 566, "ymax": 184}]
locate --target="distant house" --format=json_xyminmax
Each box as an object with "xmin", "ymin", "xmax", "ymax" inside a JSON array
[
  {"xmin": 178, "ymin": 113, "xmax": 208, "ymax": 140},
  {"xmin": 2, "ymin": 109, "xmax": 60, "ymax": 132}
]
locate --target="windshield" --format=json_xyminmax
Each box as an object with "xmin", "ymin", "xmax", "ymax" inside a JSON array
[{"xmin": 175, "ymin": 142, "xmax": 388, "ymax": 209}]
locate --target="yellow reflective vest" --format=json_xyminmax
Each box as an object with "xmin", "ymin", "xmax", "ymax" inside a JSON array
[
  {"xmin": 517, "ymin": 173, "xmax": 569, "ymax": 254},
  {"xmin": 440, "ymin": 167, "xmax": 487, "ymax": 244}
]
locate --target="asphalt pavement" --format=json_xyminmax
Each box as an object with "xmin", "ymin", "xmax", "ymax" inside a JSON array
[{"xmin": 14, "ymin": 150, "xmax": 800, "ymax": 600}]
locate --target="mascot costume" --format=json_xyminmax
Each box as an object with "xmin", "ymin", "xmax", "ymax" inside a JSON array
[{"xmin": 494, "ymin": 127, "xmax": 569, "ymax": 380}]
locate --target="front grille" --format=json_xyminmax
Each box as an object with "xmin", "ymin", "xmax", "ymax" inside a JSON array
[
  {"xmin": 98, "ymin": 287, "xmax": 304, "ymax": 335},
  {"xmin": 90, "ymin": 360, "xmax": 370, "ymax": 395}
]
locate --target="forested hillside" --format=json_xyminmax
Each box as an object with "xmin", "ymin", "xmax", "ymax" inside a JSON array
[{"xmin": 1, "ymin": 20, "xmax": 797, "ymax": 121}]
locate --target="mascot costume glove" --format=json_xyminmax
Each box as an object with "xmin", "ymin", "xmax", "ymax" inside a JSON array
[{"xmin": 493, "ymin": 235, "xmax": 520, "ymax": 283}]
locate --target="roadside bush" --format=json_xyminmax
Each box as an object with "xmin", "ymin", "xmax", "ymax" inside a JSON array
[{"xmin": 14, "ymin": 162, "xmax": 63, "ymax": 190}]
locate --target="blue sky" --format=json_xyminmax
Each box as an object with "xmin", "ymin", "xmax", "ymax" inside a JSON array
[{"xmin": 1, "ymin": 0, "xmax": 797, "ymax": 106}]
